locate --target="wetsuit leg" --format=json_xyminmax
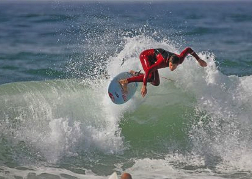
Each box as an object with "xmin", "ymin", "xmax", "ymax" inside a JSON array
[
  {"xmin": 139, "ymin": 49, "xmax": 154, "ymax": 74},
  {"xmin": 140, "ymin": 49, "xmax": 160, "ymax": 86},
  {"xmin": 127, "ymin": 74, "xmax": 144, "ymax": 83},
  {"xmin": 151, "ymin": 70, "xmax": 160, "ymax": 86}
]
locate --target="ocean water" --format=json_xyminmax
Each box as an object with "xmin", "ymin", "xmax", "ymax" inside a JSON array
[{"xmin": 1, "ymin": 1, "xmax": 252, "ymax": 179}]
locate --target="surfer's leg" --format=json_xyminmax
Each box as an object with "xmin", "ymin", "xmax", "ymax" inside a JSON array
[
  {"xmin": 119, "ymin": 73, "xmax": 144, "ymax": 93},
  {"xmin": 151, "ymin": 70, "xmax": 160, "ymax": 86},
  {"xmin": 139, "ymin": 49, "xmax": 160, "ymax": 86},
  {"xmin": 119, "ymin": 49, "xmax": 155, "ymax": 93},
  {"xmin": 127, "ymin": 74, "xmax": 144, "ymax": 82},
  {"xmin": 140, "ymin": 50, "xmax": 153, "ymax": 73},
  {"xmin": 119, "ymin": 73, "xmax": 155, "ymax": 93}
]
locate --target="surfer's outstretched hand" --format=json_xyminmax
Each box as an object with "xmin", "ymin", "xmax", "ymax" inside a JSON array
[
  {"xmin": 141, "ymin": 84, "xmax": 147, "ymax": 97},
  {"xmin": 197, "ymin": 58, "xmax": 207, "ymax": 67}
]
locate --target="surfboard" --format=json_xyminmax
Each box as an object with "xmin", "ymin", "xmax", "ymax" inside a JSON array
[
  {"xmin": 108, "ymin": 72, "xmax": 138, "ymax": 104},
  {"xmin": 108, "ymin": 172, "xmax": 118, "ymax": 179}
]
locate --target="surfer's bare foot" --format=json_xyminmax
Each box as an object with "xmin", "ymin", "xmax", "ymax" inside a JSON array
[
  {"xmin": 130, "ymin": 70, "xmax": 136, "ymax": 76},
  {"xmin": 119, "ymin": 79, "xmax": 128, "ymax": 94}
]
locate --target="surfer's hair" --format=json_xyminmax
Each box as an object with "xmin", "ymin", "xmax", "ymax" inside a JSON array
[{"xmin": 170, "ymin": 55, "xmax": 180, "ymax": 64}]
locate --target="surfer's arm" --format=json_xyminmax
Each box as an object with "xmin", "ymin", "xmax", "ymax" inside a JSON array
[{"xmin": 179, "ymin": 47, "xmax": 207, "ymax": 67}]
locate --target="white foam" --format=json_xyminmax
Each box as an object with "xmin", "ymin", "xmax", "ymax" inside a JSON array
[
  {"xmin": 121, "ymin": 154, "xmax": 225, "ymax": 179},
  {"xmin": 174, "ymin": 52, "xmax": 252, "ymax": 172},
  {"xmin": 0, "ymin": 80, "xmax": 125, "ymax": 164}
]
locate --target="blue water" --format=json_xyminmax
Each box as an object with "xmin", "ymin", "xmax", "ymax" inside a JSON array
[{"xmin": 1, "ymin": 1, "xmax": 252, "ymax": 179}]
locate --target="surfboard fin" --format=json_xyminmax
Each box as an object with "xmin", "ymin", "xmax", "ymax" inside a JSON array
[{"xmin": 130, "ymin": 70, "xmax": 142, "ymax": 76}]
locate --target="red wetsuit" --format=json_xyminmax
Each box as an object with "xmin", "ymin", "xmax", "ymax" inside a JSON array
[{"xmin": 127, "ymin": 47, "xmax": 200, "ymax": 86}]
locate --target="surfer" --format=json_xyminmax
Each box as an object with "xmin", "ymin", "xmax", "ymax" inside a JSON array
[
  {"xmin": 121, "ymin": 173, "xmax": 132, "ymax": 179},
  {"xmin": 119, "ymin": 47, "xmax": 207, "ymax": 97}
]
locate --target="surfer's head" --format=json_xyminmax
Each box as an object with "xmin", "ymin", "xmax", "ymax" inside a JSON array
[
  {"xmin": 169, "ymin": 55, "xmax": 179, "ymax": 71},
  {"xmin": 121, "ymin": 173, "xmax": 132, "ymax": 179}
]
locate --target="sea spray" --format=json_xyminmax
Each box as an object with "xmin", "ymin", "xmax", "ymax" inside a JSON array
[{"xmin": 0, "ymin": 79, "xmax": 125, "ymax": 165}]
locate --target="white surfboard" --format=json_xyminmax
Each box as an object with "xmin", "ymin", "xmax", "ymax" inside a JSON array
[
  {"xmin": 108, "ymin": 72, "xmax": 138, "ymax": 104},
  {"xmin": 108, "ymin": 172, "xmax": 118, "ymax": 179}
]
